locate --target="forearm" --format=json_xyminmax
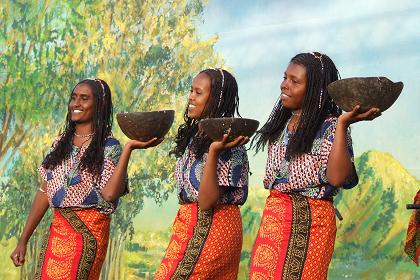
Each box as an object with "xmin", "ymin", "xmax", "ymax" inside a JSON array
[
  {"xmin": 19, "ymin": 186, "xmax": 49, "ymax": 244},
  {"xmin": 198, "ymin": 149, "xmax": 220, "ymax": 211},
  {"xmin": 101, "ymin": 144, "xmax": 132, "ymax": 202},
  {"xmin": 326, "ymin": 120, "xmax": 354, "ymax": 186}
]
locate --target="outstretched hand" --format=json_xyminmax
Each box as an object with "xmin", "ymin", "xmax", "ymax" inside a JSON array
[
  {"xmin": 10, "ymin": 242, "xmax": 26, "ymax": 267},
  {"xmin": 126, "ymin": 137, "xmax": 164, "ymax": 150},
  {"xmin": 209, "ymin": 134, "xmax": 249, "ymax": 154},
  {"xmin": 339, "ymin": 105, "xmax": 381, "ymax": 127}
]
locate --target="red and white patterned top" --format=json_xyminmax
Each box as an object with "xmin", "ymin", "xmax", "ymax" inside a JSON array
[
  {"xmin": 38, "ymin": 137, "xmax": 126, "ymax": 214},
  {"xmin": 264, "ymin": 116, "xmax": 358, "ymax": 199},
  {"xmin": 174, "ymin": 142, "xmax": 249, "ymax": 205}
]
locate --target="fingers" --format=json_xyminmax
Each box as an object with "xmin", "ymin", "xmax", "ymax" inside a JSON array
[
  {"xmin": 224, "ymin": 135, "xmax": 249, "ymax": 148},
  {"xmin": 130, "ymin": 137, "xmax": 165, "ymax": 149},
  {"xmin": 346, "ymin": 106, "xmax": 381, "ymax": 123},
  {"xmin": 359, "ymin": 107, "xmax": 381, "ymax": 121},
  {"xmin": 350, "ymin": 105, "xmax": 362, "ymax": 116},
  {"xmin": 144, "ymin": 137, "xmax": 159, "ymax": 146},
  {"xmin": 18, "ymin": 254, "xmax": 25, "ymax": 266},
  {"xmin": 10, "ymin": 252, "xmax": 24, "ymax": 267},
  {"xmin": 221, "ymin": 134, "xmax": 230, "ymax": 144},
  {"xmin": 146, "ymin": 137, "xmax": 164, "ymax": 147}
]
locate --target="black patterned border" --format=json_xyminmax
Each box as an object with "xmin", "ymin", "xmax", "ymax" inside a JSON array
[
  {"xmin": 60, "ymin": 208, "xmax": 97, "ymax": 280},
  {"xmin": 282, "ymin": 194, "xmax": 311, "ymax": 280},
  {"xmin": 170, "ymin": 207, "xmax": 214, "ymax": 279},
  {"xmin": 34, "ymin": 226, "xmax": 51, "ymax": 280}
]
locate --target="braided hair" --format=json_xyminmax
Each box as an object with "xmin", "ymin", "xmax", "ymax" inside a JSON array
[
  {"xmin": 252, "ymin": 52, "xmax": 342, "ymax": 158},
  {"xmin": 172, "ymin": 69, "xmax": 240, "ymax": 159},
  {"xmin": 42, "ymin": 79, "xmax": 113, "ymax": 177}
]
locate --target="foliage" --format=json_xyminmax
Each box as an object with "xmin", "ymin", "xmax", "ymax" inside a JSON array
[{"xmin": 1, "ymin": 0, "xmax": 221, "ymax": 278}]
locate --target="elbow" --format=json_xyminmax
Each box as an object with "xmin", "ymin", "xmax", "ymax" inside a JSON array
[
  {"xmin": 198, "ymin": 196, "xmax": 218, "ymax": 211},
  {"xmin": 101, "ymin": 191, "xmax": 119, "ymax": 203},
  {"xmin": 198, "ymin": 202, "xmax": 214, "ymax": 211},
  {"xmin": 326, "ymin": 167, "xmax": 354, "ymax": 187},
  {"xmin": 328, "ymin": 178, "xmax": 345, "ymax": 187}
]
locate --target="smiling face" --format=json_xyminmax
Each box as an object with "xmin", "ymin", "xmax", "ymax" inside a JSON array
[
  {"xmin": 68, "ymin": 83, "xmax": 95, "ymax": 124},
  {"xmin": 187, "ymin": 72, "xmax": 212, "ymax": 119},
  {"xmin": 280, "ymin": 62, "xmax": 308, "ymax": 113}
]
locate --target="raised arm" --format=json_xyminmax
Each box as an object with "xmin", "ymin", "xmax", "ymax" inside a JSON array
[
  {"xmin": 100, "ymin": 138, "xmax": 163, "ymax": 202},
  {"xmin": 327, "ymin": 106, "xmax": 380, "ymax": 186},
  {"xmin": 198, "ymin": 135, "xmax": 248, "ymax": 211}
]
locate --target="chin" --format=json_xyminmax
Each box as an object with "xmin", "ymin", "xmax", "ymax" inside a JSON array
[{"xmin": 187, "ymin": 113, "xmax": 197, "ymax": 119}]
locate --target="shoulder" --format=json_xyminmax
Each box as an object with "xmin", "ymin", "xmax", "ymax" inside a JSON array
[
  {"xmin": 220, "ymin": 145, "xmax": 248, "ymax": 162},
  {"xmin": 51, "ymin": 133, "xmax": 66, "ymax": 148},
  {"xmin": 104, "ymin": 136, "xmax": 121, "ymax": 147},
  {"xmin": 104, "ymin": 136, "xmax": 123, "ymax": 161},
  {"xmin": 320, "ymin": 115, "xmax": 338, "ymax": 133}
]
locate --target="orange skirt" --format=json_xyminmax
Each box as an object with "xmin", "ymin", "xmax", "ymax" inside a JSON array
[
  {"xmin": 250, "ymin": 190, "xmax": 336, "ymax": 280},
  {"xmin": 404, "ymin": 190, "xmax": 420, "ymax": 266},
  {"xmin": 155, "ymin": 203, "xmax": 243, "ymax": 280},
  {"xmin": 35, "ymin": 208, "xmax": 110, "ymax": 280}
]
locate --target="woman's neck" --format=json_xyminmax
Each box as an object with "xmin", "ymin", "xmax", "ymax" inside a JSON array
[
  {"xmin": 287, "ymin": 114, "xmax": 301, "ymax": 132},
  {"xmin": 73, "ymin": 123, "xmax": 94, "ymax": 148},
  {"xmin": 74, "ymin": 123, "xmax": 93, "ymax": 136}
]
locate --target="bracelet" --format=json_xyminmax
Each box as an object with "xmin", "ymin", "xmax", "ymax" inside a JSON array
[{"xmin": 38, "ymin": 188, "xmax": 46, "ymax": 193}]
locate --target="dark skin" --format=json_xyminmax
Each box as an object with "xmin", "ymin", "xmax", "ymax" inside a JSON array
[
  {"xmin": 188, "ymin": 73, "xmax": 248, "ymax": 211},
  {"xmin": 11, "ymin": 83, "xmax": 162, "ymax": 267},
  {"xmin": 281, "ymin": 62, "xmax": 381, "ymax": 186}
]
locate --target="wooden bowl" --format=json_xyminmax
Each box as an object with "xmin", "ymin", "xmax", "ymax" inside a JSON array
[
  {"xmin": 327, "ymin": 77, "xmax": 403, "ymax": 112},
  {"xmin": 199, "ymin": 118, "xmax": 260, "ymax": 141},
  {"xmin": 116, "ymin": 110, "xmax": 174, "ymax": 141}
]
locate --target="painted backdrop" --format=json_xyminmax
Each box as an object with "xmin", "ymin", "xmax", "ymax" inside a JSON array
[{"xmin": 1, "ymin": 0, "xmax": 419, "ymax": 279}]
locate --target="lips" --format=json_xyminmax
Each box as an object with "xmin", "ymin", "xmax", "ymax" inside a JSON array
[
  {"xmin": 188, "ymin": 104, "xmax": 196, "ymax": 109},
  {"xmin": 281, "ymin": 92, "xmax": 291, "ymax": 98}
]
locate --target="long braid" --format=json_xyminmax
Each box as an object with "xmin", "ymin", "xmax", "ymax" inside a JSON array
[
  {"xmin": 252, "ymin": 52, "xmax": 341, "ymax": 157},
  {"xmin": 171, "ymin": 69, "xmax": 240, "ymax": 159}
]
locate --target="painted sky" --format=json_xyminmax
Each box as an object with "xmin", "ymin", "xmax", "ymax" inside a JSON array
[{"xmin": 199, "ymin": 0, "xmax": 420, "ymax": 183}]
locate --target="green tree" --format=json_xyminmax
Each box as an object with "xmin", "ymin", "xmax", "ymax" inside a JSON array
[
  {"xmin": 0, "ymin": 131, "xmax": 55, "ymax": 279},
  {"xmin": 0, "ymin": 0, "xmax": 98, "ymax": 174},
  {"xmin": 1, "ymin": 0, "xmax": 222, "ymax": 278},
  {"xmin": 77, "ymin": 1, "xmax": 222, "ymax": 277}
]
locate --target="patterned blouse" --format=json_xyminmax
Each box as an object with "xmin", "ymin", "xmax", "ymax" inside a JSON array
[
  {"xmin": 38, "ymin": 137, "xmax": 126, "ymax": 214},
  {"xmin": 264, "ymin": 116, "xmax": 358, "ymax": 199},
  {"xmin": 175, "ymin": 142, "xmax": 249, "ymax": 205}
]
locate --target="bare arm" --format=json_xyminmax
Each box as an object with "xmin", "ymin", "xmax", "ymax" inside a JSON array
[
  {"xmin": 327, "ymin": 106, "xmax": 380, "ymax": 186},
  {"xmin": 100, "ymin": 138, "xmax": 163, "ymax": 202},
  {"xmin": 10, "ymin": 181, "xmax": 49, "ymax": 267},
  {"xmin": 198, "ymin": 135, "xmax": 248, "ymax": 211}
]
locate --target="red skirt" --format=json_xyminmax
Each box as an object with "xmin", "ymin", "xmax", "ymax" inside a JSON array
[
  {"xmin": 35, "ymin": 208, "xmax": 110, "ymax": 280},
  {"xmin": 155, "ymin": 203, "xmax": 243, "ymax": 280},
  {"xmin": 404, "ymin": 190, "xmax": 420, "ymax": 266},
  {"xmin": 249, "ymin": 190, "xmax": 336, "ymax": 280}
]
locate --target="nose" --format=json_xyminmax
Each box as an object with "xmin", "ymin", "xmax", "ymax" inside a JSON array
[
  {"xmin": 280, "ymin": 79, "xmax": 288, "ymax": 91},
  {"xmin": 70, "ymin": 98, "xmax": 80, "ymax": 108},
  {"xmin": 188, "ymin": 91, "xmax": 195, "ymax": 102}
]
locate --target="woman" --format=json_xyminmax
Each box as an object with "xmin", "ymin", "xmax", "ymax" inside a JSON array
[
  {"xmin": 10, "ymin": 79, "xmax": 161, "ymax": 279},
  {"xmin": 155, "ymin": 69, "xmax": 249, "ymax": 279},
  {"xmin": 249, "ymin": 52, "xmax": 380, "ymax": 279}
]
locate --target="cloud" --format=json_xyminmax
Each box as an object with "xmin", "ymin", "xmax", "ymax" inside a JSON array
[{"xmin": 202, "ymin": 0, "xmax": 420, "ymax": 72}]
